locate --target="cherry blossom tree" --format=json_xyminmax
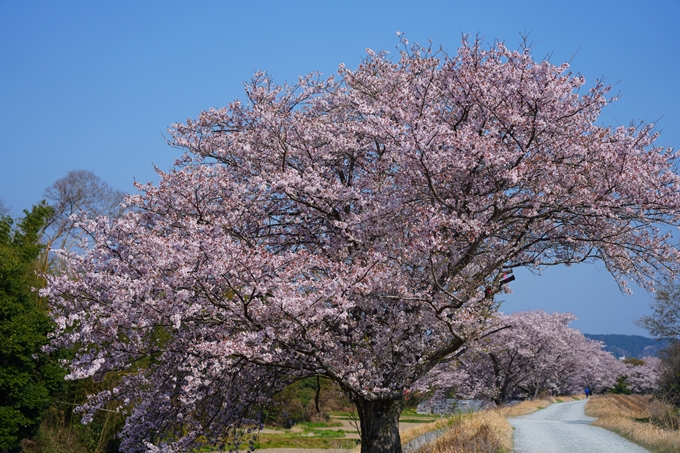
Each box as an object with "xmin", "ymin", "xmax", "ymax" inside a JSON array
[
  {"xmin": 576, "ymin": 343, "xmax": 626, "ymax": 394},
  {"xmin": 621, "ymin": 357, "xmax": 661, "ymax": 394},
  {"xmin": 44, "ymin": 37, "xmax": 680, "ymax": 453},
  {"xmin": 415, "ymin": 311, "xmax": 621, "ymax": 404}
]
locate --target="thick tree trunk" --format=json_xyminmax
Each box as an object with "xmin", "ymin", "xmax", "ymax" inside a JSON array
[{"xmin": 354, "ymin": 398, "xmax": 403, "ymax": 453}]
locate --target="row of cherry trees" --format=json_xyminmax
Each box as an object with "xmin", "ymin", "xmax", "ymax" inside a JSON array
[{"xmin": 415, "ymin": 311, "xmax": 661, "ymax": 405}]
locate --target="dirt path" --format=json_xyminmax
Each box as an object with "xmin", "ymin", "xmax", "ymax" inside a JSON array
[{"xmin": 510, "ymin": 399, "xmax": 651, "ymax": 453}]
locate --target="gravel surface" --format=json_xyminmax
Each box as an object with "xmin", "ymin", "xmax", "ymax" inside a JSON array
[{"xmin": 510, "ymin": 399, "xmax": 651, "ymax": 453}]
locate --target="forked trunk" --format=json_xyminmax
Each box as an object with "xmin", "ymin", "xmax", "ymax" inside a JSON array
[{"xmin": 355, "ymin": 397, "xmax": 403, "ymax": 453}]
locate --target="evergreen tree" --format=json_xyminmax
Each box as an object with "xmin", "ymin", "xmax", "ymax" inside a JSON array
[{"xmin": 0, "ymin": 203, "xmax": 65, "ymax": 452}]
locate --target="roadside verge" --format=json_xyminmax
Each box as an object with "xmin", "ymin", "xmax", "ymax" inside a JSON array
[{"xmin": 585, "ymin": 394, "xmax": 680, "ymax": 453}]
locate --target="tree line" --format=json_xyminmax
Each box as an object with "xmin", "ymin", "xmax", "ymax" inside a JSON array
[{"xmin": 415, "ymin": 310, "xmax": 662, "ymax": 406}]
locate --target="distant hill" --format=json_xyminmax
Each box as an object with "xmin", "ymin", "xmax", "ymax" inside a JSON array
[{"xmin": 584, "ymin": 334, "xmax": 670, "ymax": 359}]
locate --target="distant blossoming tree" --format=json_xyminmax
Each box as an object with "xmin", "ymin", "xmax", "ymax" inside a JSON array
[
  {"xmin": 414, "ymin": 311, "xmax": 622, "ymax": 404},
  {"xmin": 44, "ymin": 37, "xmax": 680, "ymax": 453},
  {"xmin": 622, "ymin": 357, "xmax": 661, "ymax": 394}
]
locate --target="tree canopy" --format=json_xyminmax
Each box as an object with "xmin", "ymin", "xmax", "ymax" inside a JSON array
[{"xmin": 45, "ymin": 38, "xmax": 680, "ymax": 453}]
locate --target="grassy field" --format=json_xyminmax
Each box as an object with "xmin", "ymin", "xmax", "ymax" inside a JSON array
[
  {"xmin": 247, "ymin": 410, "xmax": 444, "ymax": 450},
  {"xmin": 250, "ymin": 419, "xmax": 354, "ymax": 450},
  {"xmin": 585, "ymin": 394, "xmax": 680, "ymax": 453}
]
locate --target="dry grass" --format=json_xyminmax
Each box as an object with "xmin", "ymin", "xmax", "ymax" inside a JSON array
[
  {"xmin": 585, "ymin": 394, "xmax": 680, "ymax": 453},
  {"xmin": 399, "ymin": 417, "xmax": 454, "ymax": 445},
  {"xmin": 346, "ymin": 410, "xmax": 510, "ymax": 453},
  {"xmin": 498, "ymin": 395, "xmax": 584, "ymax": 418},
  {"xmin": 409, "ymin": 410, "xmax": 512, "ymax": 453}
]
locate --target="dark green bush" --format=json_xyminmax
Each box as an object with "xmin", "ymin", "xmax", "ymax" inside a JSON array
[{"xmin": 0, "ymin": 204, "xmax": 65, "ymax": 452}]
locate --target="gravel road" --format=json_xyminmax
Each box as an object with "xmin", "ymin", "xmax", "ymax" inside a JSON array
[{"xmin": 510, "ymin": 399, "xmax": 650, "ymax": 453}]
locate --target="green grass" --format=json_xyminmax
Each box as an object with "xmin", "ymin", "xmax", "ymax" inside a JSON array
[
  {"xmin": 249, "ymin": 434, "xmax": 354, "ymax": 450},
  {"xmin": 298, "ymin": 421, "xmax": 343, "ymax": 428},
  {"xmin": 330, "ymin": 409, "xmax": 441, "ymax": 424},
  {"xmin": 308, "ymin": 429, "xmax": 346, "ymax": 438},
  {"xmin": 329, "ymin": 411, "xmax": 356, "ymax": 417},
  {"xmin": 196, "ymin": 425, "xmax": 353, "ymax": 451},
  {"xmin": 399, "ymin": 418, "xmax": 442, "ymax": 423}
]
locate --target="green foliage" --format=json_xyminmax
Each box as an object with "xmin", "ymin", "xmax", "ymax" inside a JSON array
[
  {"xmin": 0, "ymin": 204, "xmax": 66, "ymax": 452},
  {"xmin": 20, "ymin": 406, "xmax": 91, "ymax": 453},
  {"xmin": 637, "ymin": 283, "xmax": 680, "ymax": 340},
  {"xmin": 249, "ymin": 434, "xmax": 354, "ymax": 450},
  {"xmin": 17, "ymin": 377, "xmax": 125, "ymax": 453},
  {"xmin": 264, "ymin": 377, "xmax": 351, "ymax": 428},
  {"xmin": 296, "ymin": 421, "xmax": 343, "ymax": 428},
  {"xmin": 610, "ymin": 376, "xmax": 632, "ymax": 395}
]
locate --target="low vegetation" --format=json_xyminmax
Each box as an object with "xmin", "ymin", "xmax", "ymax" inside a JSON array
[
  {"xmin": 247, "ymin": 425, "xmax": 355, "ymax": 451},
  {"xmin": 264, "ymin": 378, "xmax": 353, "ymax": 428},
  {"xmin": 398, "ymin": 414, "xmax": 454, "ymax": 446},
  {"xmin": 586, "ymin": 394, "xmax": 680, "ymax": 453},
  {"xmin": 407, "ymin": 410, "xmax": 512, "ymax": 453}
]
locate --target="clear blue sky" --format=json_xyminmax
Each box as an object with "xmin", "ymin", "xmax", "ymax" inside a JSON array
[{"xmin": 2, "ymin": 0, "xmax": 679, "ymax": 336}]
